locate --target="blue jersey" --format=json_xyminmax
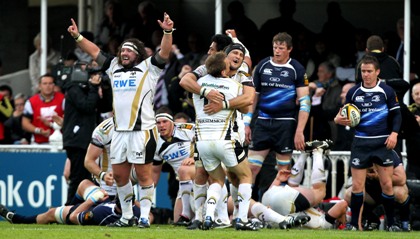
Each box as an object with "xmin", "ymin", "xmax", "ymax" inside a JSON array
[
  {"xmin": 346, "ymin": 81, "xmax": 400, "ymax": 138},
  {"xmin": 253, "ymin": 57, "xmax": 308, "ymax": 119},
  {"xmin": 82, "ymin": 202, "xmax": 140, "ymax": 226}
]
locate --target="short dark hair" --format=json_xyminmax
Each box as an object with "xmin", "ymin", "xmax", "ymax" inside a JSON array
[
  {"xmin": 273, "ymin": 32, "xmax": 293, "ymax": 49},
  {"xmin": 0, "ymin": 84, "xmax": 12, "ymax": 96},
  {"xmin": 211, "ymin": 34, "xmax": 232, "ymax": 52},
  {"xmin": 155, "ymin": 106, "xmax": 173, "ymax": 116},
  {"xmin": 360, "ymin": 55, "xmax": 380, "ymax": 70},
  {"xmin": 174, "ymin": 112, "xmax": 190, "ymax": 122},
  {"xmin": 205, "ymin": 52, "xmax": 227, "ymax": 77},
  {"xmin": 38, "ymin": 73, "xmax": 55, "ymax": 84},
  {"xmin": 366, "ymin": 35, "xmax": 384, "ymax": 52}
]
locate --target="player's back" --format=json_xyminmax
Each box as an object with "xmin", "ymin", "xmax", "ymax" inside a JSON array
[{"xmin": 193, "ymin": 75, "xmax": 243, "ymax": 141}]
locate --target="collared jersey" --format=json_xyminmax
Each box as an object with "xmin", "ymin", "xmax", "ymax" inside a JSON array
[
  {"xmin": 153, "ymin": 123, "xmax": 195, "ymax": 174},
  {"xmin": 253, "ymin": 57, "xmax": 307, "ymax": 119},
  {"xmin": 105, "ymin": 56, "xmax": 164, "ymax": 131},
  {"xmin": 346, "ymin": 81, "xmax": 400, "ymax": 138},
  {"xmin": 90, "ymin": 117, "xmax": 116, "ymax": 196},
  {"xmin": 193, "ymin": 75, "xmax": 243, "ymax": 141}
]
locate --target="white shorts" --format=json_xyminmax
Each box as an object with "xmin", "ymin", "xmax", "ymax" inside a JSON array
[
  {"xmin": 196, "ymin": 140, "xmax": 246, "ymax": 172},
  {"xmin": 110, "ymin": 127, "xmax": 158, "ymax": 165},
  {"xmin": 261, "ymin": 185, "xmax": 300, "ymax": 215}
]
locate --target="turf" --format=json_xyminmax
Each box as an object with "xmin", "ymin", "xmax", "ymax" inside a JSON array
[{"xmin": 1, "ymin": 223, "xmax": 420, "ymax": 239}]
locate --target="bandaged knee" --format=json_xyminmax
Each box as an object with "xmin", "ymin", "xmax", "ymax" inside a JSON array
[
  {"xmin": 248, "ymin": 154, "xmax": 265, "ymax": 167},
  {"xmin": 54, "ymin": 206, "xmax": 66, "ymax": 224},
  {"xmin": 83, "ymin": 186, "xmax": 105, "ymax": 203}
]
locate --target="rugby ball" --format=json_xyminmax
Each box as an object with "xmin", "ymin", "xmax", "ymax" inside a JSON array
[{"xmin": 340, "ymin": 103, "xmax": 361, "ymax": 127}]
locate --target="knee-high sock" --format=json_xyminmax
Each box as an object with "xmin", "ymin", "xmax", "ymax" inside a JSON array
[
  {"xmin": 398, "ymin": 195, "xmax": 411, "ymax": 222},
  {"xmin": 350, "ymin": 192, "xmax": 364, "ymax": 227},
  {"xmin": 237, "ymin": 183, "xmax": 252, "ymax": 222},
  {"xmin": 289, "ymin": 152, "xmax": 308, "ymax": 185},
  {"xmin": 193, "ymin": 183, "xmax": 207, "ymax": 221},
  {"xmin": 179, "ymin": 180, "xmax": 193, "ymax": 219},
  {"xmin": 138, "ymin": 184, "xmax": 154, "ymax": 221},
  {"xmin": 311, "ymin": 149, "xmax": 326, "ymax": 184},
  {"xmin": 205, "ymin": 183, "xmax": 222, "ymax": 220},
  {"xmin": 251, "ymin": 202, "xmax": 285, "ymax": 223},
  {"xmin": 230, "ymin": 184, "xmax": 239, "ymax": 219},
  {"xmin": 117, "ymin": 181, "xmax": 134, "ymax": 222},
  {"xmin": 381, "ymin": 193, "xmax": 396, "ymax": 226},
  {"xmin": 215, "ymin": 183, "xmax": 229, "ymax": 223}
]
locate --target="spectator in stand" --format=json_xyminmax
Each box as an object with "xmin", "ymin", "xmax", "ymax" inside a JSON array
[
  {"xmin": 22, "ymin": 74, "xmax": 65, "ymax": 144},
  {"xmin": 103, "ymin": 34, "xmax": 123, "ymax": 57},
  {"xmin": 306, "ymin": 34, "xmax": 340, "ymax": 81},
  {"xmin": 307, "ymin": 62, "xmax": 342, "ymax": 142},
  {"xmin": 128, "ymin": 0, "xmax": 161, "ymax": 49},
  {"xmin": 406, "ymin": 83, "xmax": 420, "ymax": 179},
  {"xmin": 354, "ymin": 28, "xmax": 371, "ymax": 64},
  {"xmin": 395, "ymin": 18, "xmax": 420, "ymax": 104},
  {"xmin": 95, "ymin": 0, "xmax": 128, "ymax": 49},
  {"xmin": 223, "ymin": 0, "xmax": 259, "ymax": 59},
  {"xmin": 321, "ymin": 1, "xmax": 356, "ymax": 67},
  {"xmin": 0, "ymin": 85, "xmax": 13, "ymax": 144},
  {"xmin": 29, "ymin": 33, "xmax": 60, "ymax": 95},
  {"xmin": 4, "ymin": 93, "xmax": 32, "ymax": 144},
  {"xmin": 74, "ymin": 31, "xmax": 94, "ymax": 63},
  {"xmin": 181, "ymin": 32, "xmax": 206, "ymax": 71},
  {"xmin": 259, "ymin": 0, "xmax": 313, "ymax": 60}
]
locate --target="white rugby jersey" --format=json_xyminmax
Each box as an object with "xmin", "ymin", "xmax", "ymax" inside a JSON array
[
  {"xmin": 154, "ymin": 123, "xmax": 195, "ymax": 174},
  {"xmin": 193, "ymin": 75, "xmax": 243, "ymax": 141},
  {"xmin": 106, "ymin": 56, "xmax": 163, "ymax": 131},
  {"xmin": 90, "ymin": 117, "xmax": 116, "ymax": 196}
]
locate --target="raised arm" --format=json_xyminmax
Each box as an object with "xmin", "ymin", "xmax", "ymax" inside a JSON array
[
  {"xmin": 157, "ymin": 12, "xmax": 174, "ymax": 61},
  {"xmin": 67, "ymin": 18, "xmax": 100, "ymax": 61}
]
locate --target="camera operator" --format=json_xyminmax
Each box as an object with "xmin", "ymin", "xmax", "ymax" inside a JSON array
[{"xmin": 62, "ymin": 62, "xmax": 108, "ymax": 205}]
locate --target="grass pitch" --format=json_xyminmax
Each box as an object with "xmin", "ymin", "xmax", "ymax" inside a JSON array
[{"xmin": 1, "ymin": 223, "xmax": 420, "ymax": 239}]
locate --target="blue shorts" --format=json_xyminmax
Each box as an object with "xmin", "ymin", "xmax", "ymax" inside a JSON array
[
  {"xmin": 350, "ymin": 137, "xmax": 398, "ymax": 169},
  {"xmin": 249, "ymin": 119, "xmax": 296, "ymax": 154}
]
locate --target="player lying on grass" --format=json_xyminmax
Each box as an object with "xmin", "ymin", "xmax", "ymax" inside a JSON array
[
  {"xmin": 0, "ymin": 180, "xmax": 134, "ymax": 225},
  {"xmin": 262, "ymin": 140, "xmax": 348, "ymax": 229}
]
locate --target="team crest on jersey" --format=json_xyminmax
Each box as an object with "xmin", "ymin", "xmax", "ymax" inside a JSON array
[
  {"xmin": 280, "ymin": 71, "xmax": 289, "ymax": 77},
  {"xmin": 372, "ymin": 95, "xmax": 380, "ymax": 102},
  {"xmin": 352, "ymin": 158, "xmax": 360, "ymax": 166},
  {"xmin": 263, "ymin": 69, "xmax": 272, "ymax": 75}
]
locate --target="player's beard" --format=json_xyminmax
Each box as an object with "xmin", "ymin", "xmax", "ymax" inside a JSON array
[{"xmin": 122, "ymin": 60, "xmax": 136, "ymax": 69}]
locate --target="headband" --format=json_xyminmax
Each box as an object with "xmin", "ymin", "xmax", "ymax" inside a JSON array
[
  {"xmin": 122, "ymin": 42, "xmax": 139, "ymax": 55},
  {"xmin": 155, "ymin": 113, "xmax": 173, "ymax": 122},
  {"xmin": 225, "ymin": 43, "xmax": 245, "ymax": 55}
]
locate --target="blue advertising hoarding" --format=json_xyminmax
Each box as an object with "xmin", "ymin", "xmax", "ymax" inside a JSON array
[{"xmin": 0, "ymin": 151, "xmax": 171, "ymax": 219}]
